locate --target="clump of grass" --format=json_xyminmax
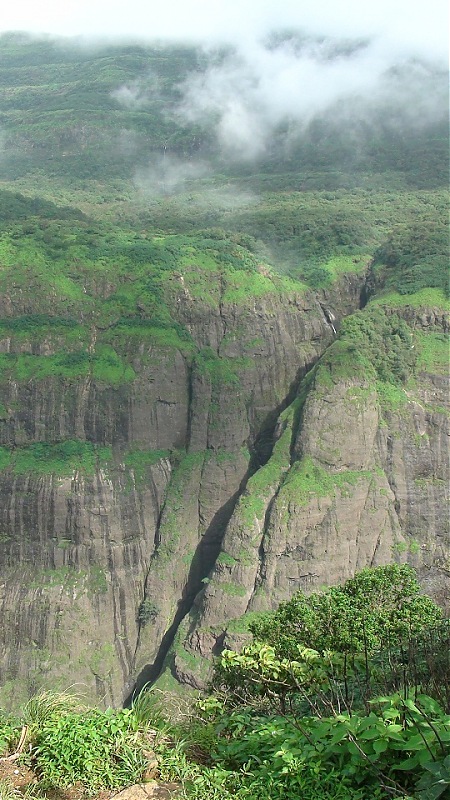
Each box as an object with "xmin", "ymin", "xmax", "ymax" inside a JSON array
[
  {"xmin": 20, "ymin": 691, "xmax": 153, "ymax": 791},
  {"xmin": 22, "ymin": 690, "xmax": 87, "ymax": 729},
  {"xmin": 0, "ymin": 778, "xmax": 22, "ymax": 800},
  {"xmin": 0, "ymin": 709, "xmax": 21, "ymax": 756}
]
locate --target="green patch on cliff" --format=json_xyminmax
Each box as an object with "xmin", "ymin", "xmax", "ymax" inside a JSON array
[
  {"xmin": 315, "ymin": 306, "xmax": 417, "ymax": 390},
  {"xmin": 110, "ymin": 318, "xmax": 195, "ymax": 354},
  {"xmin": 195, "ymin": 348, "xmax": 252, "ymax": 387},
  {"xmin": 216, "ymin": 552, "xmax": 238, "ymax": 567},
  {"xmin": 324, "ymin": 254, "xmax": 369, "ymax": 277},
  {"xmin": 344, "ymin": 385, "xmax": 375, "ymax": 411},
  {"xmin": 238, "ymin": 401, "xmax": 298, "ymax": 528},
  {"xmin": 219, "ymin": 582, "xmax": 248, "ymax": 597},
  {"xmin": 26, "ymin": 566, "xmax": 108, "ymax": 598},
  {"xmin": 155, "ymin": 450, "xmax": 206, "ymax": 563},
  {"xmin": 0, "ymin": 440, "xmax": 112, "ymax": 476},
  {"xmin": 123, "ymin": 448, "xmax": 171, "ymax": 486},
  {"xmin": 0, "ymin": 314, "xmax": 80, "ymax": 336},
  {"xmin": 375, "ymin": 381, "xmax": 409, "ymax": 411},
  {"xmin": 170, "ymin": 618, "xmax": 212, "ymax": 678},
  {"xmin": 415, "ymin": 331, "xmax": 449, "ymax": 375},
  {"xmin": 221, "ymin": 269, "xmax": 301, "ymax": 304},
  {"xmin": 0, "ymin": 346, "xmax": 136, "ymax": 385},
  {"xmin": 369, "ymin": 287, "xmax": 450, "ymax": 310},
  {"xmin": 281, "ymin": 455, "xmax": 372, "ymax": 508},
  {"xmin": 225, "ymin": 611, "xmax": 266, "ymax": 634},
  {"xmin": 124, "ymin": 448, "xmax": 170, "ymax": 470},
  {"xmin": 92, "ymin": 346, "xmax": 136, "ymax": 384},
  {"xmin": 291, "ymin": 254, "xmax": 370, "ymax": 288}
]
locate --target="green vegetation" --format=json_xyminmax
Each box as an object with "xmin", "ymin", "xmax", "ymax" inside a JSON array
[
  {"xmin": 195, "ymin": 348, "xmax": 251, "ymax": 387},
  {"xmin": 372, "ymin": 216, "xmax": 449, "ymax": 297},
  {"xmin": 0, "ymin": 34, "xmax": 447, "ymax": 296},
  {"xmin": 0, "ymin": 440, "xmax": 112, "ymax": 476},
  {"xmin": 154, "ymin": 450, "xmax": 206, "ymax": 563},
  {"xmin": 317, "ymin": 306, "xmax": 417, "ymax": 387},
  {"xmin": 3, "ymin": 567, "xmax": 447, "ymax": 799},
  {"xmin": 0, "ymin": 441, "xmax": 173, "ymax": 480},
  {"xmin": 281, "ymin": 456, "xmax": 371, "ymax": 507},
  {"xmin": 0, "ymin": 33, "xmax": 448, "ymax": 800},
  {"xmin": 124, "ymin": 448, "xmax": 171, "ymax": 483},
  {"xmin": 26, "ymin": 565, "xmax": 108, "ymax": 596},
  {"xmin": 237, "ymin": 401, "xmax": 297, "ymax": 527},
  {"xmin": 248, "ymin": 564, "xmax": 442, "ymax": 662},
  {"xmin": 205, "ymin": 566, "xmax": 450, "ymax": 800},
  {"xmin": 369, "ymin": 288, "xmax": 450, "ymax": 310},
  {"xmin": 1, "ymin": 691, "xmax": 150, "ymax": 791},
  {"xmin": 0, "ymin": 346, "xmax": 135, "ymax": 384},
  {"xmin": 415, "ymin": 332, "xmax": 450, "ymax": 375},
  {"xmin": 220, "ymin": 582, "xmax": 247, "ymax": 598},
  {"xmin": 137, "ymin": 598, "xmax": 159, "ymax": 626}
]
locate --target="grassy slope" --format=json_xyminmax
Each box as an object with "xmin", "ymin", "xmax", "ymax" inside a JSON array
[{"xmin": 0, "ymin": 33, "xmax": 447, "ymax": 281}]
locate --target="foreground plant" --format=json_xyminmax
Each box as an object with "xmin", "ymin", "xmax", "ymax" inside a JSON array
[
  {"xmin": 203, "ymin": 566, "xmax": 450, "ymax": 799},
  {"xmin": 17, "ymin": 691, "xmax": 153, "ymax": 791}
]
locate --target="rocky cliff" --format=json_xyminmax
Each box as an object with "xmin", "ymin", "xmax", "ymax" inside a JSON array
[
  {"xmin": 0, "ymin": 246, "xmax": 369, "ymax": 707},
  {"xmin": 173, "ymin": 297, "xmax": 449, "ymax": 689},
  {"xmin": 0, "ymin": 31, "xmax": 447, "ymax": 715},
  {"xmin": 0, "ymin": 240, "xmax": 447, "ymax": 708}
]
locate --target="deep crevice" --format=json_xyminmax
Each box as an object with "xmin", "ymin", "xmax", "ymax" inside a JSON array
[
  {"xmin": 125, "ymin": 359, "xmax": 333, "ymax": 702},
  {"xmin": 248, "ymin": 358, "xmax": 318, "ymax": 472},
  {"xmin": 125, "ymin": 483, "xmax": 246, "ymax": 702}
]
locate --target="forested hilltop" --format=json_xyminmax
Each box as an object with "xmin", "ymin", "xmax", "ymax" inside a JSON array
[{"xmin": 0, "ymin": 30, "xmax": 448, "ymax": 724}]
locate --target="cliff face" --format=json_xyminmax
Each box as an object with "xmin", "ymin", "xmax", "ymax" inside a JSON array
[
  {"xmin": 0, "ymin": 266, "xmax": 365, "ymax": 707},
  {"xmin": 0, "ymin": 251, "xmax": 448, "ymax": 708},
  {"xmin": 173, "ymin": 301, "xmax": 449, "ymax": 688},
  {"xmin": 0, "ymin": 36, "xmax": 447, "ymax": 713}
]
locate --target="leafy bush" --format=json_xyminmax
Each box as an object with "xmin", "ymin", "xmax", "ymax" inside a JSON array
[
  {"xmin": 213, "ymin": 565, "xmax": 443, "ymax": 713},
  {"xmin": 137, "ymin": 598, "xmax": 159, "ymax": 626},
  {"xmin": 250, "ymin": 564, "xmax": 442, "ymax": 656},
  {"xmin": 0, "ymin": 711, "xmax": 20, "ymax": 756},
  {"xmin": 200, "ymin": 567, "xmax": 448, "ymax": 799},
  {"xmin": 206, "ymin": 692, "xmax": 450, "ymax": 799}
]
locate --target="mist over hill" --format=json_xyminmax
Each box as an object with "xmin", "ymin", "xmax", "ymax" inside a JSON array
[{"xmin": 0, "ymin": 30, "xmax": 447, "ymax": 187}]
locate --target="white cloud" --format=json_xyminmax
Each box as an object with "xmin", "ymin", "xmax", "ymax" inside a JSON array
[
  {"xmin": 135, "ymin": 154, "xmax": 211, "ymax": 197},
  {"xmin": 176, "ymin": 31, "xmax": 447, "ymax": 160}
]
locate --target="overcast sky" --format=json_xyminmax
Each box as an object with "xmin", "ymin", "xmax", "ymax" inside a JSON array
[{"xmin": 1, "ymin": 0, "xmax": 448, "ymax": 62}]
